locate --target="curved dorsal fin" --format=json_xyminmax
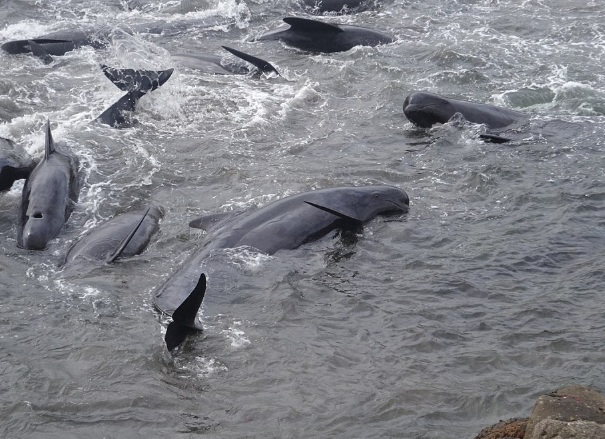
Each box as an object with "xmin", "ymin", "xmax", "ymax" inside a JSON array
[
  {"xmin": 283, "ymin": 17, "xmax": 344, "ymax": 33},
  {"xmin": 44, "ymin": 120, "xmax": 55, "ymax": 160},
  {"xmin": 221, "ymin": 46, "xmax": 279, "ymax": 76}
]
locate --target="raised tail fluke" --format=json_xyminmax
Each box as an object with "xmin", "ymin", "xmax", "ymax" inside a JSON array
[
  {"xmin": 96, "ymin": 65, "xmax": 174, "ymax": 128},
  {"xmin": 165, "ymin": 273, "xmax": 206, "ymax": 351},
  {"xmin": 221, "ymin": 46, "xmax": 279, "ymax": 76},
  {"xmin": 106, "ymin": 207, "xmax": 151, "ymax": 263},
  {"xmin": 100, "ymin": 65, "xmax": 174, "ymax": 94}
]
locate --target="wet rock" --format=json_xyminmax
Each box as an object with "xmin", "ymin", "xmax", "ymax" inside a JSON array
[
  {"xmin": 473, "ymin": 417, "xmax": 526, "ymax": 439},
  {"xmin": 527, "ymin": 419, "xmax": 605, "ymax": 439},
  {"xmin": 525, "ymin": 385, "xmax": 605, "ymax": 439}
]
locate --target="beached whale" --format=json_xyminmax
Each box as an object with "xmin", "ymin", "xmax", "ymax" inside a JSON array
[
  {"xmin": 155, "ymin": 185, "xmax": 410, "ymax": 351},
  {"xmin": 403, "ymin": 91, "xmax": 525, "ymax": 130},
  {"xmin": 256, "ymin": 17, "xmax": 394, "ymax": 53},
  {"xmin": 18, "ymin": 121, "xmax": 79, "ymax": 250},
  {"xmin": 60, "ymin": 205, "xmax": 163, "ymax": 275}
]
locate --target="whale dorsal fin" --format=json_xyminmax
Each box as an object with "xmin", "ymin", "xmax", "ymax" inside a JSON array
[
  {"xmin": 44, "ymin": 120, "xmax": 55, "ymax": 160},
  {"xmin": 106, "ymin": 207, "xmax": 151, "ymax": 263},
  {"xmin": 221, "ymin": 46, "xmax": 279, "ymax": 76},
  {"xmin": 165, "ymin": 273, "xmax": 206, "ymax": 351},
  {"xmin": 304, "ymin": 201, "xmax": 363, "ymax": 225},
  {"xmin": 28, "ymin": 40, "xmax": 53, "ymax": 64},
  {"xmin": 283, "ymin": 17, "xmax": 344, "ymax": 33}
]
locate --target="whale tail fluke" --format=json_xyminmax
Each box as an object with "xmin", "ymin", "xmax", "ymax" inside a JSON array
[
  {"xmin": 221, "ymin": 46, "xmax": 280, "ymax": 76},
  {"xmin": 165, "ymin": 273, "xmax": 206, "ymax": 351},
  {"xmin": 97, "ymin": 65, "xmax": 174, "ymax": 128}
]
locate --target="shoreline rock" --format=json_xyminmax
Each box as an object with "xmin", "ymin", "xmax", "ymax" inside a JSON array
[{"xmin": 473, "ymin": 385, "xmax": 605, "ymax": 439}]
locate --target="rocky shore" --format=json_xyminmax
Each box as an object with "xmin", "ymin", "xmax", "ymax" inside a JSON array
[{"xmin": 473, "ymin": 385, "xmax": 605, "ymax": 439}]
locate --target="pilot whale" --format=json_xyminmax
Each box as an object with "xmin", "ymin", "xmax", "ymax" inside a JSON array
[
  {"xmin": 1, "ymin": 137, "xmax": 36, "ymax": 192},
  {"xmin": 96, "ymin": 64, "xmax": 174, "ymax": 128},
  {"xmin": 173, "ymin": 46, "xmax": 279, "ymax": 76},
  {"xmin": 60, "ymin": 205, "xmax": 163, "ymax": 275},
  {"xmin": 256, "ymin": 17, "xmax": 394, "ymax": 53},
  {"xmin": 403, "ymin": 91, "xmax": 525, "ymax": 130},
  {"xmin": 18, "ymin": 121, "xmax": 79, "ymax": 250},
  {"xmin": 154, "ymin": 185, "xmax": 410, "ymax": 351}
]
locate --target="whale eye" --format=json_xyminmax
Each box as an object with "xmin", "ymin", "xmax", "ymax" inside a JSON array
[
  {"xmin": 33, "ymin": 212, "xmax": 43, "ymax": 219},
  {"xmin": 372, "ymin": 192, "xmax": 379, "ymax": 198}
]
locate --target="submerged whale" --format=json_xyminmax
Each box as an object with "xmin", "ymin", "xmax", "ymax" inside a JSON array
[
  {"xmin": 60, "ymin": 205, "xmax": 163, "ymax": 275},
  {"xmin": 403, "ymin": 91, "xmax": 525, "ymax": 130},
  {"xmin": 172, "ymin": 46, "xmax": 279, "ymax": 76},
  {"xmin": 0, "ymin": 137, "xmax": 36, "ymax": 192},
  {"xmin": 96, "ymin": 64, "xmax": 174, "ymax": 128},
  {"xmin": 154, "ymin": 185, "xmax": 410, "ymax": 351},
  {"xmin": 18, "ymin": 121, "xmax": 79, "ymax": 250},
  {"xmin": 256, "ymin": 17, "xmax": 394, "ymax": 53}
]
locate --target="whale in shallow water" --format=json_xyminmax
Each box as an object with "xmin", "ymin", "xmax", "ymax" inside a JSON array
[
  {"xmin": 0, "ymin": 137, "xmax": 36, "ymax": 192},
  {"xmin": 59, "ymin": 205, "xmax": 163, "ymax": 275},
  {"xmin": 172, "ymin": 46, "xmax": 279, "ymax": 76},
  {"xmin": 18, "ymin": 121, "xmax": 79, "ymax": 250},
  {"xmin": 96, "ymin": 64, "xmax": 174, "ymax": 128},
  {"xmin": 154, "ymin": 185, "xmax": 410, "ymax": 351},
  {"xmin": 256, "ymin": 17, "xmax": 394, "ymax": 53},
  {"xmin": 1, "ymin": 18, "xmax": 229, "ymax": 63},
  {"xmin": 403, "ymin": 91, "xmax": 526, "ymax": 130}
]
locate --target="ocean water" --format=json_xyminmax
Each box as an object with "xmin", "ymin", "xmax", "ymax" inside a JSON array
[{"xmin": 1, "ymin": 0, "xmax": 604, "ymax": 437}]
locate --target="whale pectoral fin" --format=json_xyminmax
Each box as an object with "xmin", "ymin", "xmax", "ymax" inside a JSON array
[
  {"xmin": 283, "ymin": 17, "xmax": 344, "ymax": 33},
  {"xmin": 28, "ymin": 40, "xmax": 53, "ymax": 64},
  {"xmin": 189, "ymin": 211, "xmax": 240, "ymax": 230},
  {"xmin": 479, "ymin": 133, "xmax": 512, "ymax": 143},
  {"xmin": 165, "ymin": 273, "xmax": 206, "ymax": 351},
  {"xmin": 304, "ymin": 201, "xmax": 363, "ymax": 227},
  {"xmin": 221, "ymin": 46, "xmax": 279, "ymax": 76},
  {"xmin": 106, "ymin": 207, "xmax": 151, "ymax": 263}
]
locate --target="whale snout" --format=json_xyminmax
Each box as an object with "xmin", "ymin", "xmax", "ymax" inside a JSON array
[{"xmin": 20, "ymin": 213, "xmax": 54, "ymax": 250}]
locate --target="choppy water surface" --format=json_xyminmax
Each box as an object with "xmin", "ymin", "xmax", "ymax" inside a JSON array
[{"xmin": 1, "ymin": 0, "xmax": 604, "ymax": 437}]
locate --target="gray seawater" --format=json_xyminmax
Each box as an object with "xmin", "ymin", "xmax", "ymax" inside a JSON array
[{"xmin": 1, "ymin": 0, "xmax": 604, "ymax": 437}]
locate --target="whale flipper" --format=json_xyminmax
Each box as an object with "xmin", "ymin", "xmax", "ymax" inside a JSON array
[
  {"xmin": 283, "ymin": 17, "xmax": 344, "ymax": 33},
  {"xmin": 28, "ymin": 40, "xmax": 54, "ymax": 64},
  {"xmin": 97, "ymin": 65, "xmax": 174, "ymax": 127},
  {"xmin": 165, "ymin": 273, "xmax": 206, "ymax": 351},
  {"xmin": 106, "ymin": 207, "xmax": 151, "ymax": 263},
  {"xmin": 304, "ymin": 201, "xmax": 363, "ymax": 227},
  {"xmin": 221, "ymin": 46, "xmax": 279, "ymax": 76}
]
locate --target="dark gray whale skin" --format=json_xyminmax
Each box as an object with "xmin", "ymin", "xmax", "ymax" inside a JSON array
[
  {"xmin": 256, "ymin": 17, "xmax": 394, "ymax": 53},
  {"xmin": 154, "ymin": 185, "xmax": 409, "ymax": 319},
  {"xmin": 60, "ymin": 205, "xmax": 163, "ymax": 271},
  {"xmin": 18, "ymin": 121, "xmax": 79, "ymax": 250},
  {"xmin": 0, "ymin": 137, "xmax": 36, "ymax": 192},
  {"xmin": 172, "ymin": 46, "xmax": 279, "ymax": 76},
  {"xmin": 403, "ymin": 91, "xmax": 525, "ymax": 129}
]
